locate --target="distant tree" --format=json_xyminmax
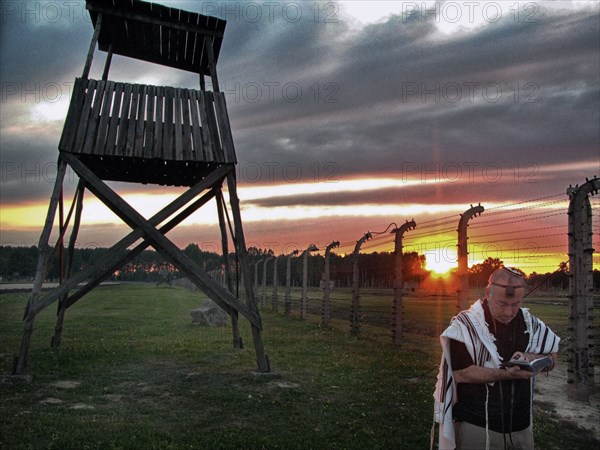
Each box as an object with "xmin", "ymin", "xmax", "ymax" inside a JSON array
[
  {"xmin": 552, "ymin": 261, "xmax": 570, "ymax": 290},
  {"xmin": 247, "ymin": 246, "xmax": 261, "ymax": 258},
  {"xmin": 0, "ymin": 246, "xmax": 38, "ymax": 279},
  {"xmin": 323, "ymin": 251, "xmax": 427, "ymax": 289},
  {"xmin": 469, "ymin": 257, "xmax": 504, "ymax": 286},
  {"xmin": 403, "ymin": 251, "xmax": 427, "ymax": 282},
  {"xmin": 183, "ymin": 243, "xmax": 221, "ymax": 272}
]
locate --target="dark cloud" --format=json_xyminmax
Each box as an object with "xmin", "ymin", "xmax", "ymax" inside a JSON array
[
  {"xmin": 0, "ymin": 2, "xmax": 91, "ymax": 84},
  {"xmin": 1, "ymin": 1, "xmax": 598, "ymax": 210},
  {"xmin": 0, "ymin": 127, "xmax": 78, "ymax": 204},
  {"xmin": 218, "ymin": 6, "xmax": 600, "ymax": 179}
]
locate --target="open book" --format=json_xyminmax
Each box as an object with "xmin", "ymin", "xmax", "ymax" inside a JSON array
[{"xmin": 501, "ymin": 355, "xmax": 553, "ymax": 374}]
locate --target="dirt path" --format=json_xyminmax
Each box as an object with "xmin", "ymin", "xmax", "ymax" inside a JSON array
[{"xmin": 534, "ymin": 364, "xmax": 600, "ymax": 441}]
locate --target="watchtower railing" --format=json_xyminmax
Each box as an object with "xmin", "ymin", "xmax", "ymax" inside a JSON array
[{"xmin": 59, "ymin": 77, "xmax": 236, "ymax": 164}]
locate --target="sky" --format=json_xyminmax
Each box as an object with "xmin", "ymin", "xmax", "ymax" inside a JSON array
[{"xmin": 1, "ymin": 0, "xmax": 599, "ymax": 275}]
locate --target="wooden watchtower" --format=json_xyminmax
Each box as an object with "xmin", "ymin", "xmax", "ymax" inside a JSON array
[{"xmin": 13, "ymin": 0, "xmax": 270, "ymax": 375}]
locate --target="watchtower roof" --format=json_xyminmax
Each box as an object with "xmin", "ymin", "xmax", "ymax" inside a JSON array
[{"xmin": 86, "ymin": 0, "xmax": 226, "ymax": 75}]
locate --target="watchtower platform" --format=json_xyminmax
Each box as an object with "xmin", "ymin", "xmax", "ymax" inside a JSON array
[{"xmin": 60, "ymin": 77, "xmax": 235, "ymax": 186}]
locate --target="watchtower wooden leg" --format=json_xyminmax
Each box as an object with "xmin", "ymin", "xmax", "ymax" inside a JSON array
[
  {"xmin": 63, "ymin": 189, "xmax": 218, "ymax": 312},
  {"xmin": 62, "ymin": 154, "xmax": 259, "ymax": 327},
  {"xmin": 226, "ymin": 172, "xmax": 270, "ymax": 372},
  {"xmin": 23, "ymin": 170, "xmax": 228, "ymax": 322},
  {"xmin": 14, "ymin": 159, "xmax": 68, "ymax": 375},
  {"xmin": 52, "ymin": 181, "xmax": 85, "ymax": 348},
  {"xmin": 216, "ymin": 190, "xmax": 242, "ymax": 349}
]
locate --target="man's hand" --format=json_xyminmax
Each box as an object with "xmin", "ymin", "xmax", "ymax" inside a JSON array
[
  {"xmin": 505, "ymin": 365, "xmax": 534, "ymax": 380},
  {"xmin": 454, "ymin": 364, "xmax": 534, "ymax": 384},
  {"xmin": 510, "ymin": 351, "xmax": 537, "ymax": 362},
  {"xmin": 510, "ymin": 351, "xmax": 557, "ymax": 372}
]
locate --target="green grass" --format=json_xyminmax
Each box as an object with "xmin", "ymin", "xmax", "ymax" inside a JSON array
[{"xmin": 1, "ymin": 284, "xmax": 598, "ymax": 449}]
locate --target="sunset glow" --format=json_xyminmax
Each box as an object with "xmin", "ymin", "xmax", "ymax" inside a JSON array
[
  {"xmin": 425, "ymin": 251, "xmax": 457, "ymax": 276},
  {"xmin": 237, "ymin": 177, "xmax": 422, "ymax": 201},
  {"xmin": 0, "ymin": 0, "xmax": 597, "ymax": 280},
  {"xmin": 0, "ymin": 173, "xmax": 581, "ymax": 277}
]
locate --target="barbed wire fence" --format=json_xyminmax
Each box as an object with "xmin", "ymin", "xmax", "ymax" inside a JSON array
[
  {"xmin": 245, "ymin": 190, "xmax": 599, "ymax": 309},
  {"xmin": 210, "ymin": 178, "xmax": 599, "ymax": 396},
  {"xmin": 246, "ymin": 192, "xmax": 586, "ymax": 327}
]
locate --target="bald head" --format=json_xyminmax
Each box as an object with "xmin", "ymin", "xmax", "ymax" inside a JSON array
[
  {"xmin": 485, "ymin": 267, "xmax": 526, "ymax": 323},
  {"xmin": 487, "ymin": 267, "xmax": 525, "ymax": 298}
]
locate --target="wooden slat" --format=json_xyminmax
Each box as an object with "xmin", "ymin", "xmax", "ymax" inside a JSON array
[
  {"xmin": 105, "ymin": 82, "xmax": 123, "ymax": 156},
  {"xmin": 174, "ymin": 87, "xmax": 183, "ymax": 160},
  {"xmin": 164, "ymin": 8, "xmax": 174, "ymax": 63},
  {"xmin": 140, "ymin": 2, "xmax": 154, "ymax": 59},
  {"xmin": 189, "ymin": 89, "xmax": 203, "ymax": 161},
  {"xmin": 182, "ymin": 11, "xmax": 194, "ymax": 68},
  {"xmin": 191, "ymin": 14, "xmax": 203, "ymax": 68},
  {"xmin": 203, "ymin": 92, "xmax": 223, "ymax": 162},
  {"xmin": 134, "ymin": 84, "xmax": 147, "ymax": 158},
  {"xmin": 183, "ymin": 12, "xmax": 194, "ymax": 68},
  {"xmin": 144, "ymin": 85, "xmax": 155, "ymax": 158},
  {"xmin": 72, "ymin": 79, "xmax": 96, "ymax": 153},
  {"xmin": 59, "ymin": 78, "xmax": 86, "ymax": 152},
  {"xmin": 214, "ymin": 92, "xmax": 236, "ymax": 163},
  {"xmin": 126, "ymin": 84, "xmax": 140, "ymax": 157},
  {"xmin": 82, "ymin": 80, "xmax": 106, "ymax": 154},
  {"xmin": 116, "ymin": 83, "xmax": 133, "ymax": 156},
  {"xmin": 94, "ymin": 81, "xmax": 115, "ymax": 154},
  {"xmin": 198, "ymin": 16, "xmax": 212, "ymax": 71},
  {"xmin": 181, "ymin": 88, "xmax": 193, "ymax": 160},
  {"xmin": 198, "ymin": 34, "xmax": 209, "ymax": 73},
  {"xmin": 153, "ymin": 86, "xmax": 164, "ymax": 159},
  {"xmin": 163, "ymin": 87, "xmax": 174, "ymax": 160},
  {"xmin": 197, "ymin": 91, "xmax": 213, "ymax": 161},
  {"xmin": 159, "ymin": 23, "xmax": 168, "ymax": 64},
  {"xmin": 174, "ymin": 9, "xmax": 183, "ymax": 66},
  {"xmin": 149, "ymin": 4, "xmax": 162, "ymax": 62}
]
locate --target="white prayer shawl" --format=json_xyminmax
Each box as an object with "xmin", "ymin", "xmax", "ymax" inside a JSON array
[{"xmin": 432, "ymin": 299, "xmax": 560, "ymax": 450}]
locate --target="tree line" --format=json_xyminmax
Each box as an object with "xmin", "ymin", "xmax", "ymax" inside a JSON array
[
  {"xmin": 245, "ymin": 246, "xmax": 427, "ymax": 288},
  {"xmin": 0, "ymin": 246, "xmax": 173, "ymax": 283},
  {"xmin": 0, "ymin": 244, "xmax": 425, "ymax": 286},
  {"xmin": 2, "ymin": 245, "xmax": 596, "ymax": 291}
]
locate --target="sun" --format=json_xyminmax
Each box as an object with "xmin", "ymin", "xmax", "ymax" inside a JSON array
[{"xmin": 425, "ymin": 252, "xmax": 456, "ymax": 277}]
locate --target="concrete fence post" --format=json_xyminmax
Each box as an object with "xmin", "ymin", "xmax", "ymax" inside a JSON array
[
  {"xmin": 457, "ymin": 204, "xmax": 484, "ymax": 311},
  {"xmin": 567, "ymin": 176, "xmax": 599, "ymax": 401},
  {"xmin": 322, "ymin": 241, "xmax": 340, "ymax": 327},
  {"xmin": 285, "ymin": 250, "xmax": 298, "ymax": 316},
  {"xmin": 391, "ymin": 220, "xmax": 416, "ymax": 345},
  {"xmin": 301, "ymin": 244, "xmax": 319, "ymax": 319},
  {"xmin": 351, "ymin": 232, "xmax": 371, "ymax": 334}
]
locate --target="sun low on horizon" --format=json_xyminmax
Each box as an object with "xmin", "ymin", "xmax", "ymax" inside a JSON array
[{"xmin": 425, "ymin": 251, "xmax": 457, "ymax": 277}]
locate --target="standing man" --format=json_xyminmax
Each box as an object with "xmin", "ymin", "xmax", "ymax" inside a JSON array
[{"xmin": 433, "ymin": 267, "xmax": 560, "ymax": 450}]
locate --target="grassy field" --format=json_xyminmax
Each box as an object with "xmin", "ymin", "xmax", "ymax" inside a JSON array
[{"xmin": 0, "ymin": 283, "xmax": 598, "ymax": 449}]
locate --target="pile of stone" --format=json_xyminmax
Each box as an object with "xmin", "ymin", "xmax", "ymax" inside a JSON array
[{"xmin": 190, "ymin": 300, "xmax": 227, "ymax": 327}]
